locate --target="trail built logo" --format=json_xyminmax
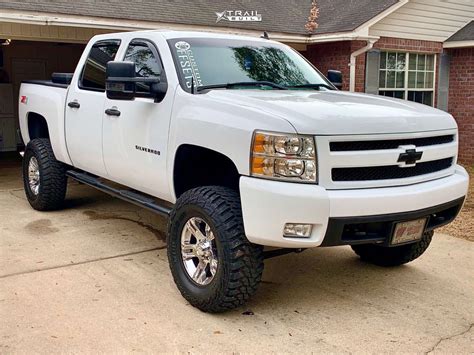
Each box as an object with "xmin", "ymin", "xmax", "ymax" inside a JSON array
[{"xmin": 215, "ymin": 10, "xmax": 262, "ymax": 23}]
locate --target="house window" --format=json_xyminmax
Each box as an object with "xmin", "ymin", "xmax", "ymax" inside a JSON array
[{"xmin": 378, "ymin": 51, "xmax": 435, "ymax": 106}]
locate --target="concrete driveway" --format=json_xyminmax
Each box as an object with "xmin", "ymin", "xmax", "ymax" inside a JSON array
[{"xmin": 1, "ymin": 157, "xmax": 473, "ymax": 353}]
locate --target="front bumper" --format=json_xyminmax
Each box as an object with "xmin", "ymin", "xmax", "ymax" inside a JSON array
[{"xmin": 239, "ymin": 165, "xmax": 469, "ymax": 248}]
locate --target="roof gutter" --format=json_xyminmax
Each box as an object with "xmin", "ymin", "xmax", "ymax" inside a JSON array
[{"xmin": 349, "ymin": 39, "xmax": 378, "ymax": 92}]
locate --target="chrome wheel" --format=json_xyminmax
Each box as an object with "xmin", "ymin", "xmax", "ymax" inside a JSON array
[
  {"xmin": 181, "ymin": 217, "xmax": 218, "ymax": 286},
  {"xmin": 28, "ymin": 157, "xmax": 40, "ymax": 196}
]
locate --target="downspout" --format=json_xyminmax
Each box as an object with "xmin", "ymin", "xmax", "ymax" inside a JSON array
[{"xmin": 349, "ymin": 39, "xmax": 378, "ymax": 92}]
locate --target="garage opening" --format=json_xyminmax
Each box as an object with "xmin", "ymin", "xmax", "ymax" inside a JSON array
[{"xmin": 0, "ymin": 40, "xmax": 85, "ymax": 155}]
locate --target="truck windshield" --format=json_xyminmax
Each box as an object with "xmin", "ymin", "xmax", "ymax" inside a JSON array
[{"xmin": 167, "ymin": 38, "xmax": 332, "ymax": 92}]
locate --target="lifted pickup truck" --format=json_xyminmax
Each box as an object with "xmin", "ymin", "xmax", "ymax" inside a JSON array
[{"xmin": 19, "ymin": 30, "xmax": 469, "ymax": 312}]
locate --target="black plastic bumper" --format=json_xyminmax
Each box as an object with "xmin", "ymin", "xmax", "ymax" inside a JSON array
[{"xmin": 320, "ymin": 197, "xmax": 465, "ymax": 247}]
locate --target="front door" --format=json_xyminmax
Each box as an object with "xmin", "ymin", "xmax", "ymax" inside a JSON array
[
  {"xmin": 65, "ymin": 40, "xmax": 121, "ymax": 177},
  {"xmin": 102, "ymin": 39, "xmax": 173, "ymax": 199}
]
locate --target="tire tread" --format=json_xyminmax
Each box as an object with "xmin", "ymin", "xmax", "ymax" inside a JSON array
[
  {"xmin": 23, "ymin": 138, "xmax": 67, "ymax": 211},
  {"xmin": 167, "ymin": 186, "xmax": 264, "ymax": 313},
  {"xmin": 351, "ymin": 231, "xmax": 434, "ymax": 267}
]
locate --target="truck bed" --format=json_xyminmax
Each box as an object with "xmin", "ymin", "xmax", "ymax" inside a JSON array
[{"xmin": 22, "ymin": 80, "xmax": 68, "ymax": 89}]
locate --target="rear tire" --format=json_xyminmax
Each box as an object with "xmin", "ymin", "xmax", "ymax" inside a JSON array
[
  {"xmin": 351, "ymin": 231, "xmax": 433, "ymax": 267},
  {"xmin": 167, "ymin": 186, "xmax": 264, "ymax": 313},
  {"xmin": 23, "ymin": 138, "xmax": 67, "ymax": 211}
]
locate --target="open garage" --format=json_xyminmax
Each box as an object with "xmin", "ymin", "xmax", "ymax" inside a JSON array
[{"xmin": 0, "ymin": 23, "xmax": 109, "ymax": 152}]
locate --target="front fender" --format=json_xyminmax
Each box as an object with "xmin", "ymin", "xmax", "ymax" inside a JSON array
[{"xmin": 167, "ymin": 89, "xmax": 296, "ymax": 200}]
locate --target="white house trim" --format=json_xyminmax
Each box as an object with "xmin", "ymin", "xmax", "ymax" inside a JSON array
[{"xmin": 444, "ymin": 40, "xmax": 474, "ymax": 48}]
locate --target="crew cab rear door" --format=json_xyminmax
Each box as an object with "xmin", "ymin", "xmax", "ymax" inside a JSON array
[
  {"xmin": 65, "ymin": 39, "xmax": 121, "ymax": 177},
  {"xmin": 102, "ymin": 38, "xmax": 173, "ymax": 199}
]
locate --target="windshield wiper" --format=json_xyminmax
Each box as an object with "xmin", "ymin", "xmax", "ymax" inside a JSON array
[
  {"xmin": 196, "ymin": 81, "xmax": 288, "ymax": 92},
  {"xmin": 286, "ymin": 83, "xmax": 335, "ymax": 90}
]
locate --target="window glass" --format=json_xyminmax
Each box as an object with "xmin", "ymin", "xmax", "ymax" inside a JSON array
[
  {"xmin": 80, "ymin": 40, "xmax": 120, "ymax": 91},
  {"xmin": 408, "ymin": 72, "xmax": 416, "ymax": 89},
  {"xmin": 378, "ymin": 51, "xmax": 435, "ymax": 106},
  {"xmin": 396, "ymin": 72, "xmax": 405, "ymax": 88},
  {"xmin": 417, "ymin": 72, "xmax": 425, "ymax": 88},
  {"xmin": 426, "ymin": 55, "xmax": 435, "ymax": 71},
  {"xmin": 425, "ymin": 72, "xmax": 434, "ymax": 88},
  {"xmin": 387, "ymin": 52, "xmax": 397, "ymax": 69},
  {"xmin": 379, "ymin": 52, "xmax": 405, "ymax": 90},
  {"xmin": 409, "ymin": 55, "xmax": 417, "ymax": 70},
  {"xmin": 167, "ymin": 38, "xmax": 330, "ymax": 91},
  {"xmin": 396, "ymin": 53, "xmax": 406, "ymax": 70},
  {"xmin": 124, "ymin": 40, "xmax": 162, "ymax": 95}
]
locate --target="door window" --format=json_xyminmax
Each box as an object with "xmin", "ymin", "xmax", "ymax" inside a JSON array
[
  {"xmin": 124, "ymin": 40, "xmax": 163, "ymax": 96},
  {"xmin": 79, "ymin": 40, "xmax": 121, "ymax": 91}
]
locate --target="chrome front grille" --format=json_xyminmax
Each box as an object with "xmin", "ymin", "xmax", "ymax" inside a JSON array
[{"xmin": 316, "ymin": 130, "xmax": 458, "ymax": 189}]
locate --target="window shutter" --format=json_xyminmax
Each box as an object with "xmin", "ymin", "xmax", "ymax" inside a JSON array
[
  {"xmin": 365, "ymin": 49, "xmax": 381, "ymax": 95},
  {"xmin": 437, "ymin": 52, "xmax": 450, "ymax": 112}
]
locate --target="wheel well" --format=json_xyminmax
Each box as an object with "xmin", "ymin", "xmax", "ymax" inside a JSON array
[
  {"xmin": 28, "ymin": 113, "xmax": 49, "ymax": 140},
  {"xmin": 173, "ymin": 145, "xmax": 240, "ymax": 198}
]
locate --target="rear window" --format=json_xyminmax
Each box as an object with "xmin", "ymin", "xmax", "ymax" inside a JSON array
[{"xmin": 79, "ymin": 40, "xmax": 121, "ymax": 91}]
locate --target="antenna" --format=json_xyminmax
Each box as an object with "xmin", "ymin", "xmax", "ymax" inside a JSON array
[
  {"xmin": 261, "ymin": 31, "xmax": 269, "ymax": 40},
  {"xmin": 191, "ymin": 78, "xmax": 196, "ymax": 94}
]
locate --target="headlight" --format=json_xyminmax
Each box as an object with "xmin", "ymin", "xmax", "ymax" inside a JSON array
[{"xmin": 250, "ymin": 131, "xmax": 317, "ymax": 183}]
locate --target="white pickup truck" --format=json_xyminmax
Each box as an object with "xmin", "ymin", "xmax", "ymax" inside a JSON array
[{"xmin": 19, "ymin": 30, "xmax": 469, "ymax": 312}]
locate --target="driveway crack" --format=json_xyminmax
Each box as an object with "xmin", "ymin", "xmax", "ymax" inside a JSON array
[
  {"xmin": 0, "ymin": 246, "xmax": 166, "ymax": 279},
  {"xmin": 425, "ymin": 323, "xmax": 474, "ymax": 354}
]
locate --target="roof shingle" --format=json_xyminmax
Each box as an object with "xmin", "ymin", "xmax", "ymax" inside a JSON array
[
  {"xmin": 446, "ymin": 21, "xmax": 474, "ymax": 42},
  {"xmin": 0, "ymin": 0, "xmax": 399, "ymax": 36}
]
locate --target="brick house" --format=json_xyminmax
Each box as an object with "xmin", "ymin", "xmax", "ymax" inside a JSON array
[{"xmin": 0, "ymin": 0, "xmax": 472, "ymax": 164}]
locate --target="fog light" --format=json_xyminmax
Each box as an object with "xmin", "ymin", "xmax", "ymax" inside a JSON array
[{"xmin": 283, "ymin": 223, "xmax": 313, "ymax": 238}]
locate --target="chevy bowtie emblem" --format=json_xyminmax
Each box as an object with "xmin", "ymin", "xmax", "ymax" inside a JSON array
[{"xmin": 398, "ymin": 148, "xmax": 423, "ymax": 165}]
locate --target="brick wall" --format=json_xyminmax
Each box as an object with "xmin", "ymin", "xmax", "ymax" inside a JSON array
[
  {"xmin": 447, "ymin": 47, "xmax": 474, "ymax": 166},
  {"xmin": 304, "ymin": 41, "xmax": 352, "ymax": 91}
]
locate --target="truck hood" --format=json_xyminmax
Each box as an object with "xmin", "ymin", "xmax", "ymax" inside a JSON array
[{"xmin": 204, "ymin": 89, "xmax": 457, "ymax": 135}]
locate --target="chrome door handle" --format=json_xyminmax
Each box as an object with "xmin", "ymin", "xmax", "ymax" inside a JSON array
[
  {"xmin": 105, "ymin": 108, "xmax": 121, "ymax": 117},
  {"xmin": 67, "ymin": 101, "xmax": 80, "ymax": 109}
]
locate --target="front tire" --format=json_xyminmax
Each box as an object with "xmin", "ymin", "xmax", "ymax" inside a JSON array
[
  {"xmin": 167, "ymin": 186, "xmax": 264, "ymax": 313},
  {"xmin": 23, "ymin": 138, "xmax": 67, "ymax": 211},
  {"xmin": 351, "ymin": 231, "xmax": 433, "ymax": 267}
]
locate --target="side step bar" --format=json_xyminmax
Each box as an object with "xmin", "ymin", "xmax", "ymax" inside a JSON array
[{"xmin": 66, "ymin": 170, "xmax": 172, "ymax": 217}]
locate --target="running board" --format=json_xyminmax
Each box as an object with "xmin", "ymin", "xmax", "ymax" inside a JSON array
[{"xmin": 66, "ymin": 170, "xmax": 172, "ymax": 217}]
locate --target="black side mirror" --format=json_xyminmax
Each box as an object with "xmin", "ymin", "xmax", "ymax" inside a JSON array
[
  {"xmin": 327, "ymin": 70, "xmax": 342, "ymax": 90},
  {"xmin": 106, "ymin": 61, "xmax": 164, "ymax": 101},
  {"xmin": 150, "ymin": 82, "xmax": 168, "ymax": 103},
  {"xmin": 106, "ymin": 61, "xmax": 136, "ymax": 100}
]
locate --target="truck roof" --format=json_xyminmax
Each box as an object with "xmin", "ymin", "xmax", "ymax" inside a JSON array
[{"xmin": 91, "ymin": 29, "xmax": 279, "ymax": 45}]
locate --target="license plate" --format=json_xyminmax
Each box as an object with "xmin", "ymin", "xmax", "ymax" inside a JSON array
[{"xmin": 391, "ymin": 218, "xmax": 427, "ymax": 245}]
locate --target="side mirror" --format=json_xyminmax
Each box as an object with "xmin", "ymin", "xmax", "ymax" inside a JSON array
[
  {"xmin": 106, "ymin": 61, "xmax": 136, "ymax": 100},
  {"xmin": 327, "ymin": 70, "xmax": 342, "ymax": 90},
  {"xmin": 150, "ymin": 82, "xmax": 168, "ymax": 103},
  {"xmin": 106, "ymin": 61, "xmax": 165, "ymax": 101}
]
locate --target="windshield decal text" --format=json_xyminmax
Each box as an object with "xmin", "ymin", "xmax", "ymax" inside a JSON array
[{"xmin": 174, "ymin": 41, "xmax": 202, "ymax": 89}]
